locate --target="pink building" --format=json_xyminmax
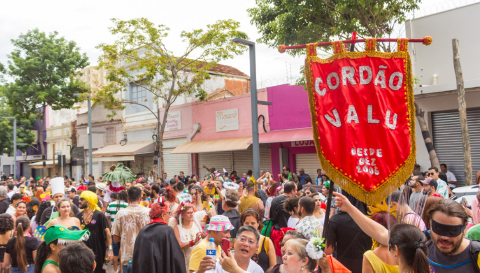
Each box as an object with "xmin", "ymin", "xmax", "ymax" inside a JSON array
[{"xmin": 265, "ymin": 84, "xmax": 319, "ymax": 181}]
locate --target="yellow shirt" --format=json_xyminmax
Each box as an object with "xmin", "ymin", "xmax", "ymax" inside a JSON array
[
  {"xmin": 364, "ymin": 250, "xmax": 399, "ymax": 273},
  {"xmin": 189, "ymin": 238, "xmax": 221, "ymax": 272}
]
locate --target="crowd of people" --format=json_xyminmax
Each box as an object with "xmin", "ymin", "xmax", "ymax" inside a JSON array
[{"xmin": 0, "ymin": 162, "xmax": 478, "ymax": 273}]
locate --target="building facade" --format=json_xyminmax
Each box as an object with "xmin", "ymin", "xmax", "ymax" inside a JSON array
[{"xmin": 406, "ymin": 2, "xmax": 480, "ymax": 185}]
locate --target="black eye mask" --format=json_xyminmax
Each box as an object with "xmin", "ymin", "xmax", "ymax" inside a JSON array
[{"xmin": 431, "ymin": 219, "xmax": 466, "ymax": 237}]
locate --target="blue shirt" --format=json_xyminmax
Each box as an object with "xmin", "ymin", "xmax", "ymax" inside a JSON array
[{"xmin": 299, "ymin": 174, "xmax": 310, "ymax": 185}]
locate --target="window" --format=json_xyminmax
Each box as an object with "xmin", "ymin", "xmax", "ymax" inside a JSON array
[
  {"xmin": 131, "ymin": 83, "xmax": 148, "ymax": 104},
  {"xmin": 106, "ymin": 127, "xmax": 116, "ymax": 145}
]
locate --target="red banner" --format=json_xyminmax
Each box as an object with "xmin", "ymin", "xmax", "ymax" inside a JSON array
[{"xmin": 305, "ymin": 39, "xmax": 416, "ymax": 204}]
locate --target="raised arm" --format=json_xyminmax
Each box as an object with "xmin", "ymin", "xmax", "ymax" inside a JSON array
[{"xmin": 333, "ymin": 192, "xmax": 389, "ymax": 246}]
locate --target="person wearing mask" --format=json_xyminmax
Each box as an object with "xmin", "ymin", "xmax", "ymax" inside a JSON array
[
  {"xmin": 269, "ymin": 181, "xmax": 297, "ymax": 257},
  {"xmin": 409, "ymin": 174, "xmax": 425, "ymax": 213},
  {"xmin": 241, "ymin": 209, "xmax": 276, "ymax": 271},
  {"xmin": 6, "ymin": 193, "xmax": 23, "ymax": 216},
  {"xmin": 173, "ymin": 202, "xmax": 205, "ymax": 270},
  {"xmin": 40, "ymin": 178, "xmax": 80, "ymax": 225},
  {"xmin": 283, "ymin": 197, "xmax": 300, "ymax": 228},
  {"xmin": 46, "ymin": 199, "xmax": 81, "ymax": 230},
  {"xmin": 196, "ymin": 226, "xmax": 264, "ymax": 273},
  {"xmin": 76, "ymin": 191, "xmax": 112, "ymax": 273},
  {"xmin": 58, "ymin": 243, "xmax": 96, "ymax": 273},
  {"xmin": 112, "ymin": 187, "xmax": 150, "ymax": 273},
  {"xmin": 4, "ymin": 216, "xmax": 39, "ymax": 273},
  {"xmin": 0, "ymin": 214, "xmax": 15, "ymax": 269},
  {"xmin": 34, "ymin": 225, "xmax": 89, "ymax": 273},
  {"xmin": 238, "ymin": 181, "xmax": 264, "ymax": 219},
  {"xmin": 295, "ymin": 197, "xmax": 323, "ymax": 239},
  {"xmin": 133, "ymin": 202, "xmax": 186, "ymax": 273},
  {"xmin": 189, "ymin": 215, "xmax": 234, "ymax": 273},
  {"xmin": 336, "ymin": 192, "xmax": 479, "ymax": 273},
  {"xmin": 222, "ymin": 190, "xmax": 241, "ymax": 238},
  {"xmin": 0, "ymin": 186, "xmax": 10, "ymax": 214},
  {"xmin": 427, "ymin": 167, "xmax": 448, "ymax": 199}
]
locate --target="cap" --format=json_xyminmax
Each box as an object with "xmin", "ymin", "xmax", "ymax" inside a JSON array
[
  {"xmin": 414, "ymin": 164, "xmax": 420, "ymax": 168},
  {"xmin": 421, "ymin": 177, "xmax": 434, "ymax": 185},
  {"xmin": 96, "ymin": 182, "xmax": 106, "ymax": 191}
]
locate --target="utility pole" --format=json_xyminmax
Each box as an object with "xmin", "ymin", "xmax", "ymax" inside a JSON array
[
  {"xmin": 232, "ymin": 38, "xmax": 272, "ymax": 179},
  {"xmin": 452, "ymin": 39, "xmax": 473, "ymax": 185}
]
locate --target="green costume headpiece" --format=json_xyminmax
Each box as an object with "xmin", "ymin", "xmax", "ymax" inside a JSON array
[{"xmin": 44, "ymin": 225, "xmax": 90, "ymax": 245}]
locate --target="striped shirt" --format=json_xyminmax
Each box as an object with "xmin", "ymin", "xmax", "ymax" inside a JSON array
[{"xmin": 105, "ymin": 200, "xmax": 129, "ymax": 223}]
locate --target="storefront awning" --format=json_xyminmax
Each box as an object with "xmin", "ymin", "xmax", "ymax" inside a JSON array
[
  {"xmin": 92, "ymin": 142, "xmax": 155, "ymax": 160},
  {"xmin": 252, "ymin": 128, "xmax": 314, "ymax": 144},
  {"xmin": 29, "ymin": 160, "xmax": 58, "ymax": 169},
  {"xmin": 171, "ymin": 137, "xmax": 251, "ymax": 154}
]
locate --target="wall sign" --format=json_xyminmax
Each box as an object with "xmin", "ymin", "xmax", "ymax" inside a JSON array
[
  {"xmin": 216, "ymin": 108, "xmax": 239, "ymax": 132},
  {"xmin": 291, "ymin": 140, "xmax": 315, "ymax": 147},
  {"xmin": 166, "ymin": 111, "xmax": 182, "ymax": 131}
]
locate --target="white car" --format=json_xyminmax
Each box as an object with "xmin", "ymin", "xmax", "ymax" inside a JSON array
[{"xmin": 452, "ymin": 185, "xmax": 479, "ymax": 208}]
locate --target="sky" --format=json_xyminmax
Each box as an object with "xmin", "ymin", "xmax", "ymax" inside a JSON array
[{"xmin": 0, "ymin": 0, "xmax": 472, "ymax": 88}]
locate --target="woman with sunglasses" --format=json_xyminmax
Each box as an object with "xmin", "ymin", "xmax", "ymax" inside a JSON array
[{"xmin": 241, "ymin": 209, "xmax": 276, "ymax": 271}]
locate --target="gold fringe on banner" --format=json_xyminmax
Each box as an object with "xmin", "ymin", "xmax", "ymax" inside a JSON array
[{"xmin": 304, "ymin": 47, "xmax": 417, "ymax": 206}]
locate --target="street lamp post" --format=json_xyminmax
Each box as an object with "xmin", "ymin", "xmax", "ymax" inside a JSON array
[
  {"xmin": 232, "ymin": 38, "xmax": 272, "ymax": 179},
  {"xmin": 74, "ymin": 94, "xmax": 95, "ymax": 177}
]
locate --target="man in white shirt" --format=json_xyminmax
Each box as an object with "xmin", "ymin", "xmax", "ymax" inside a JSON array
[
  {"xmin": 196, "ymin": 225, "xmax": 264, "ymax": 273},
  {"xmin": 6, "ymin": 182, "xmax": 15, "ymax": 199},
  {"xmin": 440, "ymin": 163, "xmax": 457, "ymax": 189}
]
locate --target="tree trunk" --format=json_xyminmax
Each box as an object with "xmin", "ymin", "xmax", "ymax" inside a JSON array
[
  {"xmin": 414, "ymin": 102, "xmax": 440, "ymax": 169},
  {"xmin": 452, "ymin": 39, "xmax": 473, "ymax": 185},
  {"xmin": 39, "ymin": 105, "xmax": 47, "ymax": 177}
]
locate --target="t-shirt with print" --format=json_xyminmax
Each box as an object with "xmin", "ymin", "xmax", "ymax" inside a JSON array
[
  {"xmin": 436, "ymin": 178, "xmax": 448, "ymax": 199},
  {"xmin": 296, "ymin": 215, "xmax": 323, "ymax": 239},
  {"xmin": 427, "ymin": 240, "xmax": 476, "ymax": 273},
  {"xmin": 6, "ymin": 237, "xmax": 39, "ymax": 267},
  {"xmin": 189, "ymin": 238, "xmax": 221, "ymax": 272}
]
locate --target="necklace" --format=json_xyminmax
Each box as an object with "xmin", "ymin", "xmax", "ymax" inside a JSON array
[{"xmin": 82, "ymin": 210, "xmax": 93, "ymax": 225}]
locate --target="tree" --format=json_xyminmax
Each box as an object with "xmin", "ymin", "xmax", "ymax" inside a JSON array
[
  {"xmin": 2, "ymin": 29, "xmax": 89, "ymax": 174},
  {"xmin": 0, "ymin": 85, "xmax": 36, "ymax": 156},
  {"xmin": 248, "ymin": 0, "xmax": 440, "ymax": 169},
  {"xmin": 95, "ymin": 18, "xmax": 248, "ymax": 178},
  {"xmin": 248, "ymin": 0, "xmax": 420, "ymax": 54}
]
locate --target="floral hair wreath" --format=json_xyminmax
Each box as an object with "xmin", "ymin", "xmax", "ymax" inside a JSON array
[{"xmin": 178, "ymin": 202, "xmax": 196, "ymax": 215}]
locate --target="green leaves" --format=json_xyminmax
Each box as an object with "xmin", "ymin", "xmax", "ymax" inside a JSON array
[
  {"xmin": 248, "ymin": 0, "xmax": 421, "ymax": 55},
  {"xmin": 95, "ymin": 18, "xmax": 248, "ymax": 128},
  {"xmin": 102, "ymin": 163, "xmax": 136, "ymax": 184},
  {"xmin": 3, "ymin": 29, "xmax": 90, "ymax": 118}
]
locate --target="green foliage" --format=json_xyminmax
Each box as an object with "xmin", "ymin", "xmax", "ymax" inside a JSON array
[
  {"xmin": 1, "ymin": 29, "xmax": 89, "ymax": 158},
  {"xmin": 102, "ymin": 163, "xmax": 136, "ymax": 184},
  {"xmin": 2, "ymin": 29, "xmax": 89, "ymax": 119},
  {"xmin": 0, "ymin": 86, "xmax": 36, "ymax": 155},
  {"xmin": 94, "ymin": 18, "xmax": 248, "ymax": 121},
  {"xmin": 248, "ymin": 0, "xmax": 420, "ymax": 55}
]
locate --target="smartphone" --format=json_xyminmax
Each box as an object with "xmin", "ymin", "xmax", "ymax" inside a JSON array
[{"xmin": 221, "ymin": 238, "xmax": 230, "ymax": 257}]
